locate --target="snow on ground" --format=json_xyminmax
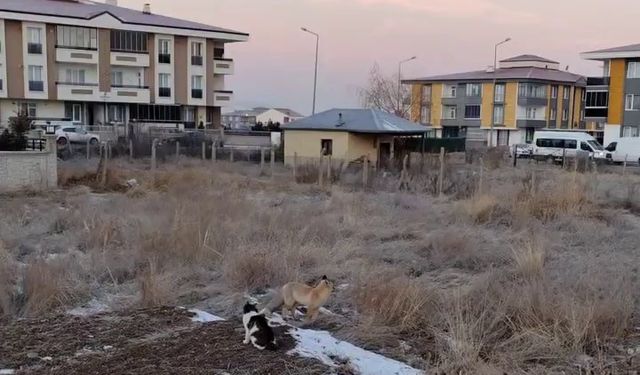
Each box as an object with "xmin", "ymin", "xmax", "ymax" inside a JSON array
[{"xmin": 188, "ymin": 309, "xmax": 225, "ymax": 323}]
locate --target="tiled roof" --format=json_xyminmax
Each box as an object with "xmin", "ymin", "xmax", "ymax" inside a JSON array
[{"xmin": 282, "ymin": 109, "xmax": 430, "ymax": 134}]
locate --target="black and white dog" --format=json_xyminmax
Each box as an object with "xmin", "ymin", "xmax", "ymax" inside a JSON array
[{"xmin": 242, "ymin": 302, "xmax": 277, "ymax": 350}]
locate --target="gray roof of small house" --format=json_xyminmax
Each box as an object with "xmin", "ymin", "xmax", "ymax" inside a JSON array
[
  {"xmin": 0, "ymin": 0, "xmax": 248, "ymax": 37},
  {"xmin": 500, "ymin": 54, "xmax": 559, "ymax": 64},
  {"xmin": 403, "ymin": 66, "xmax": 586, "ymax": 86},
  {"xmin": 583, "ymin": 43, "xmax": 640, "ymax": 54},
  {"xmin": 281, "ymin": 109, "xmax": 430, "ymax": 134}
]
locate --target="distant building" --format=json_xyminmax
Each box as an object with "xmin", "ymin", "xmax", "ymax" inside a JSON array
[
  {"xmin": 404, "ymin": 55, "xmax": 588, "ymax": 146},
  {"xmin": 222, "ymin": 107, "xmax": 304, "ymax": 129}
]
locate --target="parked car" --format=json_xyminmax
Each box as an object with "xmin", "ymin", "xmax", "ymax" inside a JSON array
[
  {"xmin": 605, "ymin": 138, "xmax": 640, "ymax": 164},
  {"xmin": 532, "ymin": 131, "xmax": 607, "ymax": 162},
  {"xmin": 55, "ymin": 126, "xmax": 100, "ymax": 146},
  {"xmin": 510, "ymin": 143, "xmax": 533, "ymax": 158}
]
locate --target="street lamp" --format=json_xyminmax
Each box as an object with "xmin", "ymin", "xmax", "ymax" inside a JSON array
[
  {"xmin": 398, "ymin": 56, "xmax": 417, "ymax": 116},
  {"xmin": 489, "ymin": 37, "xmax": 511, "ymax": 147},
  {"xmin": 301, "ymin": 27, "xmax": 319, "ymax": 115}
]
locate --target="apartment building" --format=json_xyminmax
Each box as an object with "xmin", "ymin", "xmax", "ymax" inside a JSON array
[
  {"xmin": 581, "ymin": 43, "xmax": 640, "ymax": 145},
  {"xmin": 222, "ymin": 107, "xmax": 304, "ymax": 129},
  {"xmin": 0, "ymin": 0, "xmax": 248, "ymax": 130},
  {"xmin": 404, "ymin": 55, "xmax": 587, "ymax": 146}
]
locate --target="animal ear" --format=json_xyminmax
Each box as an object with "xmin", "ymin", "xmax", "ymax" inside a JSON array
[{"xmin": 321, "ymin": 275, "xmax": 328, "ymax": 280}]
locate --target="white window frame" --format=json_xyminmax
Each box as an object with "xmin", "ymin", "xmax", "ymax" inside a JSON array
[
  {"xmin": 111, "ymin": 71, "xmax": 123, "ymax": 86},
  {"xmin": 159, "ymin": 73, "xmax": 170, "ymax": 88},
  {"xmin": 420, "ymin": 105, "xmax": 430, "ymax": 124},
  {"xmin": 443, "ymin": 105, "xmax": 457, "ymax": 119},
  {"xmin": 563, "ymin": 86, "xmax": 570, "ymax": 100},
  {"xmin": 159, "ymin": 39, "xmax": 171, "ymax": 55},
  {"xmin": 191, "ymin": 75, "xmax": 203, "ymax": 90},
  {"xmin": 443, "ymin": 84, "xmax": 457, "ymax": 98},
  {"xmin": 464, "ymin": 104, "xmax": 481, "ymax": 119},
  {"xmin": 465, "ymin": 83, "xmax": 481, "ymax": 97},
  {"xmin": 562, "ymin": 108, "xmax": 568, "ymax": 121},
  {"xmin": 494, "ymin": 84, "xmax": 505, "ymax": 103},
  {"xmin": 551, "ymin": 85, "xmax": 558, "ymax": 99},
  {"xmin": 191, "ymin": 42, "xmax": 202, "ymax": 57},
  {"xmin": 66, "ymin": 68, "xmax": 86, "ymax": 84},
  {"xmin": 28, "ymin": 27, "xmax": 42, "ymax": 44},
  {"xmin": 28, "ymin": 65, "xmax": 43, "ymax": 82},
  {"xmin": 550, "ymin": 108, "xmax": 557, "ymax": 121},
  {"xmin": 628, "ymin": 62, "xmax": 640, "ymax": 79},
  {"xmin": 626, "ymin": 94, "xmax": 640, "ymax": 111},
  {"xmin": 493, "ymin": 105, "xmax": 504, "ymax": 125},
  {"xmin": 526, "ymin": 107, "xmax": 537, "ymax": 120}
]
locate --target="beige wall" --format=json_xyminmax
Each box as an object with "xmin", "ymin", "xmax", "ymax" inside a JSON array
[
  {"xmin": 46, "ymin": 24, "xmax": 57, "ymax": 100},
  {"xmin": 206, "ymin": 39, "xmax": 215, "ymax": 106},
  {"xmin": 504, "ymin": 82, "xmax": 518, "ymax": 128},
  {"xmin": 174, "ymin": 36, "xmax": 188, "ymax": 105},
  {"xmin": 284, "ymin": 130, "xmax": 378, "ymax": 165},
  {"xmin": 98, "ymin": 29, "xmax": 111, "ymax": 93},
  {"xmin": 146, "ymin": 33, "xmax": 155, "ymax": 103},
  {"xmin": 5, "ymin": 20, "xmax": 24, "ymax": 99}
]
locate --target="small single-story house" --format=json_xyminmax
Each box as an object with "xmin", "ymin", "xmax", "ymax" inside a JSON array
[{"xmin": 281, "ymin": 108, "xmax": 432, "ymax": 167}]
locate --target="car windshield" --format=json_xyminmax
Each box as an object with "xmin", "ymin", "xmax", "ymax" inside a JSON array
[
  {"xmin": 588, "ymin": 140, "xmax": 604, "ymax": 151},
  {"xmin": 605, "ymin": 142, "xmax": 617, "ymax": 151}
]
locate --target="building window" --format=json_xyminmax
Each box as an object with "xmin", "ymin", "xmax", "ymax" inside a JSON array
[
  {"xmin": 27, "ymin": 27, "xmax": 42, "ymax": 54},
  {"xmin": 191, "ymin": 75, "xmax": 203, "ymax": 98},
  {"xmin": 464, "ymin": 105, "xmax": 481, "ymax": 119},
  {"xmin": 129, "ymin": 104, "xmax": 180, "ymax": 122},
  {"xmin": 56, "ymin": 26, "xmax": 97, "ymax": 49},
  {"xmin": 65, "ymin": 68, "xmax": 86, "ymax": 84},
  {"xmin": 110, "ymin": 30, "xmax": 148, "ymax": 53},
  {"xmin": 628, "ymin": 62, "xmax": 640, "ymax": 79},
  {"xmin": 563, "ymin": 86, "xmax": 570, "ymax": 99},
  {"xmin": 19, "ymin": 103, "xmax": 37, "ymax": 118},
  {"xmin": 562, "ymin": 108, "xmax": 568, "ymax": 121},
  {"xmin": 321, "ymin": 139, "xmax": 333, "ymax": 155},
  {"xmin": 496, "ymin": 130, "xmax": 509, "ymax": 146},
  {"xmin": 420, "ymin": 105, "xmax": 431, "ymax": 124},
  {"xmin": 443, "ymin": 84, "xmax": 457, "ymax": 98},
  {"xmin": 493, "ymin": 105, "xmax": 504, "ymax": 125},
  {"xmin": 519, "ymin": 83, "xmax": 546, "ymax": 98},
  {"xmin": 623, "ymin": 126, "xmax": 640, "ymax": 137},
  {"xmin": 191, "ymin": 42, "xmax": 203, "ymax": 66},
  {"xmin": 586, "ymin": 91, "xmax": 608, "ymax": 108},
  {"xmin": 551, "ymin": 85, "xmax": 558, "ymax": 99},
  {"xmin": 525, "ymin": 128, "xmax": 535, "ymax": 143},
  {"xmin": 443, "ymin": 105, "xmax": 457, "ymax": 119},
  {"xmin": 158, "ymin": 39, "xmax": 171, "ymax": 64},
  {"xmin": 626, "ymin": 94, "xmax": 640, "ymax": 111},
  {"xmin": 107, "ymin": 105, "xmax": 125, "ymax": 123},
  {"xmin": 158, "ymin": 73, "xmax": 171, "ymax": 97},
  {"xmin": 28, "ymin": 65, "xmax": 43, "ymax": 91},
  {"xmin": 465, "ymin": 83, "xmax": 481, "ymax": 97},
  {"xmin": 421, "ymin": 85, "xmax": 431, "ymax": 103},
  {"xmin": 111, "ymin": 71, "xmax": 123, "ymax": 86},
  {"xmin": 494, "ymin": 83, "xmax": 505, "ymax": 103},
  {"xmin": 184, "ymin": 107, "xmax": 196, "ymax": 123},
  {"xmin": 525, "ymin": 107, "xmax": 537, "ymax": 119},
  {"xmin": 550, "ymin": 108, "xmax": 557, "ymax": 121}
]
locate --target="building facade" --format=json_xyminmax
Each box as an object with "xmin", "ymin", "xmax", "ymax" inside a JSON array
[
  {"xmin": 0, "ymin": 0, "xmax": 248, "ymax": 130},
  {"xmin": 222, "ymin": 107, "xmax": 304, "ymax": 129},
  {"xmin": 404, "ymin": 55, "xmax": 588, "ymax": 146},
  {"xmin": 581, "ymin": 43, "xmax": 640, "ymax": 145}
]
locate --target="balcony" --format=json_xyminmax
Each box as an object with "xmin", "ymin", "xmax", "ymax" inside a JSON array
[
  {"xmin": 27, "ymin": 43, "xmax": 42, "ymax": 54},
  {"xmin": 56, "ymin": 82, "xmax": 99, "ymax": 101},
  {"xmin": 56, "ymin": 46, "xmax": 98, "ymax": 64},
  {"xmin": 587, "ymin": 77, "xmax": 610, "ymax": 86},
  {"xmin": 213, "ymin": 90, "xmax": 233, "ymax": 106},
  {"xmin": 158, "ymin": 87, "xmax": 171, "ymax": 98},
  {"xmin": 191, "ymin": 55, "xmax": 203, "ymax": 66},
  {"xmin": 213, "ymin": 58, "xmax": 234, "ymax": 75},
  {"xmin": 158, "ymin": 53, "xmax": 171, "ymax": 64},
  {"xmin": 111, "ymin": 51, "xmax": 150, "ymax": 67},
  {"xmin": 191, "ymin": 88, "xmax": 203, "ymax": 99},
  {"xmin": 110, "ymin": 85, "xmax": 150, "ymax": 103},
  {"xmin": 585, "ymin": 107, "xmax": 608, "ymax": 119},
  {"xmin": 29, "ymin": 81, "xmax": 44, "ymax": 92}
]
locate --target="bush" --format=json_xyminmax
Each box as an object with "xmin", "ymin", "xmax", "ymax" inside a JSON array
[{"xmin": 0, "ymin": 111, "xmax": 31, "ymax": 151}]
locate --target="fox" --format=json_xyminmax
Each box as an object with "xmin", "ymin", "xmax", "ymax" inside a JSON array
[{"xmin": 262, "ymin": 275, "xmax": 334, "ymax": 323}]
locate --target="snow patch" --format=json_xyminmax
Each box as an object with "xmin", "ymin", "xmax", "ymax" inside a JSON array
[
  {"xmin": 0, "ymin": 370, "xmax": 16, "ymax": 375},
  {"xmin": 68, "ymin": 299, "xmax": 109, "ymax": 317},
  {"xmin": 289, "ymin": 328, "xmax": 423, "ymax": 375},
  {"xmin": 189, "ymin": 309, "xmax": 225, "ymax": 323}
]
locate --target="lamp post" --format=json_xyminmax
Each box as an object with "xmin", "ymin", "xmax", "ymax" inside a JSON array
[
  {"xmin": 398, "ymin": 56, "xmax": 417, "ymax": 116},
  {"xmin": 489, "ymin": 37, "xmax": 511, "ymax": 147},
  {"xmin": 301, "ymin": 27, "xmax": 319, "ymax": 115}
]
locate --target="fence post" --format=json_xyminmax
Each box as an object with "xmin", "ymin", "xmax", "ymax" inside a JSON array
[
  {"xmin": 513, "ymin": 145, "xmax": 517, "ymax": 167},
  {"xmin": 562, "ymin": 148, "xmax": 566, "ymax": 169},
  {"xmin": 438, "ymin": 147, "xmax": 445, "ymax": 197},
  {"xmin": 362, "ymin": 157, "xmax": 369, "ymax": 189},
  {"xmin": 623, "ymin": 154, "xmax": 628, "ymax": 176},
  {"xmin": 270, "ymin": 148, "xmax": 275, "ymax": 179},
  {"xmin": 129, "ymin": 139, "xmax": 134, "ymax": 162},
  {"xmin": 230, "ymin": 148, "xmax": 234, "ymax": 162},
  {"xmin": 101, "ymin": 142, "xmax": 108, "ymax": 188},
  {"xmin": 202, "ymin": 141, "xmax": 206, "ymax": 160},
  {"xmin": 260, "ymin": 148, "xmax": 265, "ymax": 174},
  {"xmin": 212, "ymin": 142, "xmax": 217, "ymax": 162},
  {"xmin": 175, "ymin": 141, "xmax": 180, "ymax": 159},
  {"xmin": 326, "ymin": 154, "xmax": 332, "ymax": 184},
  {"xmin": 398, "ymin": 154, "xmax": 409, "ymax": 191},
  {"xmin": 151, "ymin": 139, "xmax": 158, "ymax": 170},
  {"xmin": 478, "ymin": 157, "xmax": 484, "ymax": 195},
  {"xmin": 318, "ymin": 148, "xmax": 325, "ymax": 186},
  {"xmin": 86, "ymin": 139, "xmax": 91, "ymax": 160},
  {"xmin": 293, "ymin": 152, "xmax": 298, "ymax": 183}
]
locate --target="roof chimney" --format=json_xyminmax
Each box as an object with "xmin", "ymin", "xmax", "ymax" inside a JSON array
[
  {"xmin": 336, "ymin": 112, "xmax": 344, "ymax": 127},
  {"xmin": 105, "ymin": 0, "xmax": 118, "ymax": 5},
  {"xmin": 143, "ymin": 3, "xmax": 151, "ymax": 14}
]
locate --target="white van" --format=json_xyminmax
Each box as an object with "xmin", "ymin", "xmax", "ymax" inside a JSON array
[
  {"xmin": 532, "ymin": 131, "xmax": 607, "ymax": 161},
  {"xmin": 605, "ymin": 138, "xmax": 640, "ymax": 164}
]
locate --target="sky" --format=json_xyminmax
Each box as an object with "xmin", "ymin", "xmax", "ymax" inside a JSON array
[{"xmin": 117, "ymin": 0, "xmax": 640, "ymax": 115}]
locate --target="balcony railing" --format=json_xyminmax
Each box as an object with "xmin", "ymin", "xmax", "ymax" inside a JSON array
[
  {"xmin": 585, "ymin": 107, "xmax": 608, "ymax": 118},
  {"xmin": 191, "ymin": 55, "xmax": 203, "ymax": 66},
  {"xmin": 29, "ymin": 81, "xmax": 44, "ymax": 92},
  {"xmin": 55, "ymin": 45, "xmax": 97, "ymax": 51},
  {"xmin": 111, "ymin": 84, "xmax": 149, "ymax": 89},
  {"xmin": 158, "ymin": 87, "xmax": 171, "ymax": 97},
  {"xmin": 56, "ymin": 81, "xmax": 99, "ymax": 87},
  {"xmin": 158, "ymin": 53, "xmax": 171, "ymax": 64},
  {"xmin": 587, "ymin": 77, "xmax": 610, "ymax": 86},
  {"xmin": 191, "ymin": 88, "xmax": 203, "ymax": 99},
  {"xmin": 28, "ymin": 43, "xmax": 42, "ymax": 54},
  {"xmin": 0, "ymin": 79, "xmax": 3, "ymax": 91}
]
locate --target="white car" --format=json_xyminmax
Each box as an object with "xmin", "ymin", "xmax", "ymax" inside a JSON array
[{"xmin": 56, "ymin": 126, "xmax": 100, "ymax": 146}]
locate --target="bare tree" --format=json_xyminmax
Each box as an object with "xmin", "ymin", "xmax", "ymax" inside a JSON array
[{"xmin": 359, "ymin": 63, "xmax": 412, "ymax": 119}]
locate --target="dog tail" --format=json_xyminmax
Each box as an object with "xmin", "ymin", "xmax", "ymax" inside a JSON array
[{"xmin": 259, "ymin": 289, "xmax": 284, "ymax": 316}]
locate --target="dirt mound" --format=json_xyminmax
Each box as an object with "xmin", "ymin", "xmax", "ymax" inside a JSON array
[{"xmin": 0, "ymin": 307, "xmax": 332, "ymax": 375}]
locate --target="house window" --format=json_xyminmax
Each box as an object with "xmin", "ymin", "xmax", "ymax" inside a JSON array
[
  {"xmin": 184, "ymin": 107, "xmax": 196, "ymax": 122},
  {"xmin": 71, "ymin": 104, "xmax": 82, "ymax": 122},
  {"xmin": 111, "ymin": 71, "xmax": 123, "ymax": 86},
  {"xmin": 28, "ymin": 65, "xmax": 43, "ymax": 91},
  {"xmin": 158, "ymin": 39, "xmax": 171, "ymax": 64},
  {"xmin": 19, "ymin": 103, "xmax": 37, "ymax": 118},
  {"xmin": 562, "ymin": 108, "xmax": 568, "ymax": 121},
  {"xmin": 110, "ymin": 30, "xmax": 148, "ymax": 53},
  {"xmin": 563, "ymin": 86, "xmax": 570, "ymax": 99},
  {"xmin": 443, "ymin": 84, "xmax": 457, "ymax": 98},
  {"xmin": 623, "ymin": 126, "xmax": 640, "ymax": 137},
  {"xmin": 108, "ymin": 105, "xmax": 125, "ymax": 122},
  {"xmin": 550, "ymin": 108, "xmax": 557, "ymax": 121},
  {"xmin": 493, "ymin": 105, "xmax": 504, "ymax": 125},
  {"xmin": 551, "ymin": 85, "xmax": 558, "ymax": 99},
  {"xmin": 465, "ymin": 83, "xmax": 481, "ymax": 97},
  {"xmin": 496, "ymin": 130, "xmax": 509, "ymax": 146},
  {"xmin": 494, "ymin": 84, "xmax": 505, "ymax": 103},
  {"xmin": 27, "ymin": 27, "xmax": 42, "ymax": 54},
  {"xmin": 158, "ymin": 73, "xmax": 171, "ymax": 97},
  {"xmin": 420, "ymin": 105, "xmax": 431, "ymax": 124},
  {"xmin": 191, "ymin": 42, "xmax": 203, "ymax": 65},
  {"xmin": 65, "ymin": 68, "xmax": 86, "ymax": 84},
  {"xmin": 129, "ymin": 104, "xmax": 180, "ymax": 122},
  {"xmin": 519, "ymin": 83, "xmax": 546, "ymax": 98},
  {"xmin": 421, "ymin": 85, "xmax": 431, "ymax": 103},
  {"xmin": 464, "ymin": 105, "xmax": 481, "ymax": 119},
  {"xmin": 628, "ymin": 62, "xmax": 640, "ymax": 78},
  {"xmin": 191, "ymin": 75, "xmax": 203, "ymax": 98},
  {"xmin": 443, "ymin": 105, "xmax": 457, "ymax": 119},
  {"xmin": 321, "ymin": 139, "xmax": 333, "ymax": 155},
  {"xmin": 586, "ymin": 91, "xmax": 608, "ymax": 108},
  {"xmin": 56, "ymin": 26, "xmax": 97, "ymax": 49},
  {"xmin": 525, "ymin": 128, "xmax": 535, "ymax": 144},
  {"xmin": 525, "ymin": 107, "xmax": 537, "ymax": 119},
  {"xmin": 626, "ymin": 94, "xmax": 640, "ymax": 111}
]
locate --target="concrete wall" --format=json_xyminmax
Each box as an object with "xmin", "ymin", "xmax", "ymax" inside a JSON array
[
  {"xmin": 0, "ymin": 137, "xmax": 57, "ymax": 192},
  {"xmin": 283, "ymin": 130, "xmax": 377, "ymax": 165}
]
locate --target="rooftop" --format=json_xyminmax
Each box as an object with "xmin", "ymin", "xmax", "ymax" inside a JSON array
[
  {"xmin": 581, "ymin": 43, "xmax": 640, "ymax": 60},
  {"xmin": 500, "ymin": 54, "xmax": 559, "ymax": 64},
  {"xmin": 0, "ymin": 0, "xmax": 248, "ymax": 38},
  {"xmin": 403, "ymin": 66, "xmax": 586, "ymax": 85},
  {"xmin": 225, "ymin": 108, "xmax": 305, "ymax": 118},
  {"xmin": 282, "ymin": 109, "xmax": 430, "ymax": 134}
]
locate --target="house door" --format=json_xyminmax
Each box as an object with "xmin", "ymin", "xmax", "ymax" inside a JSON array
[
  {"xmin": 72, "ymin": 104, "xmax": 82, "ymax": 124},
  {"xmin": 379, "ymin": 142, "xmax": 391, "ymax": 168}
]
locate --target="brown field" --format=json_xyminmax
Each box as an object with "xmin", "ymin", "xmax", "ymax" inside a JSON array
[{"xmin": 1, "ymin": 156, "xmax": 640, "ymax": 374}]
